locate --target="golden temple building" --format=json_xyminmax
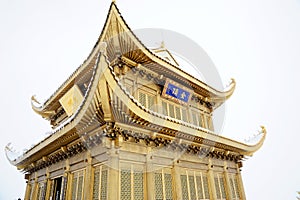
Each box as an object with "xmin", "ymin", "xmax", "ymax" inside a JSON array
[{"xmin": 8, "ymin": 2, "xmax": 266, "ymax": 200}]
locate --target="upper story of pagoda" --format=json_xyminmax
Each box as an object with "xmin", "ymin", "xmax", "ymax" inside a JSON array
[{"xmin": 31, "ymin": 2, "xmax": 235, "ymax": 131}]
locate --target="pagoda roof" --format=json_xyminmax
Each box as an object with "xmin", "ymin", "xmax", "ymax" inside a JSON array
[
  {"xmin": 8, "ymin": 2, "xmax": 265, "ymax": 171},
  {"xmin": 31, "ymin": 2, "xmax": 235, "ymax": 121},
  {"xmin": 8, "ymin": 49, "xmax": 266, "ymax": 171}
]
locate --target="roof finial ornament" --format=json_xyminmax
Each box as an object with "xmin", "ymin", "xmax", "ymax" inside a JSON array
[
  {"xmin": 160, "ymin": 41, "xmax": 165, "ymax": 49},
  {"xmin": 112, "ymin": 0, "xmax": 116, "ymax": 3}
]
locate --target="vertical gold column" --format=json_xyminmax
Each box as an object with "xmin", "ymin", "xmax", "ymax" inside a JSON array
[
  {"xmin": 223, "ymin": 162, "xmax": 233, "ymax": 199},
  {"xmin": 24, "ymin": 179, "xmax": 31, "ymax": 200},
  {"xmin": 146, "ymin": 149, "xmax": 155, "ymax": 200},
  {"xmin": 44, "ymin": 168, "xmax": 51, "ymax": 200},
  {"xmin": 65, "ymin": 158, "xmax": 72, "ymax": 200},
  {"xmin": 32, "ymin": 172, "xmax": 38, "ymax": 200},
  {"xmin": 236, "ymin": 164, "xmax": 246, "ymax": 200},
  {"xmin": 107, "ymin": 143, "xmax": 119, "ymax": 199},
  {"xmin": 172, "ymin": 159, "xmax": 182, "ymax": 200},
  {"xmin": 207, "ymin": 158, "xmax": 217, "ymax": 200},
  {"xmin": 84, "ymin": 151, "xmax": 93, "ymax": 200}
]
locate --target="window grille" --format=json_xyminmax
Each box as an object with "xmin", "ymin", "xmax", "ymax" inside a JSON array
[
  {"xmin": 71, "ymin": 170, "xmax": 85, "ymax": 200},
  {"xmin": 164, "ymin": 173, "xmax": 173, "ymax": 200},
  {"xmin": 196, "ymin": 176, "xmax": 204, "ymax": 199},
  {"xmin": 154, "ymin": 168, "xmax": 173, "ymax": 200},
  {"xmin": 214, "ymin": 174, "xmax": 227, "ymax": 200},
  {"xmin": 182, "ymin": 109, "xmax": 188, "ymax": 122},
  {"xmin": 191, "ymin": 111, "xmax": 207, "ymax": 128},
  {"xmin": 121, "ymin": 170, "xmax": 131, "ymax": 200},
  {"xmin": 234, "ymin": 176, "xmax": 241, "ymax": 199},
  {"xmin": 161, "ymin": 100, "xmax": 191, "ymax": 123},
  {"xmin": 148, "ymin": 95, "xmax": 155, "ymax": 110},
  {"xmin": 162, "ymin": 101, "xmax": 168, "ymax": 116},
  {"xmin": 101, "ymin": 170, "xmax": 108, "ymax": 200},
  {"xmin": 93, "ymin": 165, "xmax": 108, "ymax": 200},
  {"xmin": 155, "ymin": 173, "xmax": 163, "ymax": 200},
  {"xmin": 214, "ymin": 177, "xmax": 221, "ymax": 199},
  {"xmin": 133, "ymin": 171, "xmax": 144, "ymax": 200},
  {"xmin": 93, "ymin": 171, "xmax": 100, "ymax": 200},
  {"xmin": 229, "ymin": 174, "xmax": 241, "ymax": 200},
  {"xmin": 202, "ymin": 175, "xmax": 210, "ymax": 199},
  {"xmin": 220, "ymin": 177, "xmax": 226, "ymax": 198},
  {"xmin": 175, "ymin": 107, "xmax": 181, "ymax": 120},
  {"xmin": 71, "ymin": 176, "xmax": 77, "ymax": 200},
  {"xmin": 230, "ymin": 178, "xmax": 236, "ymax": 198},
  {"xmin": 77, "ymin": 176, "xmax": 84, "ymax": 200},
  {"xmin": 181, "ymin": 175, "xmax": 189, "ymax": 200},
  {"xmin": 139, "ymin": 91, "xmax": 156, "ymax": 110},
  {"xmin": 188, "ymin": 176, "xmax": 197, "ymax": 200},
  {"xmin": 192, "ymin": 112, "xmax": 198, "ymax": 126},
  {"xmin": 168, "ymin": 104, "xmax": 175, "ymax": 118},
  {"xmin": 139, "ymin": 92, "xmax": 146, "ymax": 108},
  {"xmin": 120, "ymin": 164, "xmax": 145, "ymax": 200},
  {"xmin": 180, "ymin": 170, "xmax": 210, "ymax": 200}
]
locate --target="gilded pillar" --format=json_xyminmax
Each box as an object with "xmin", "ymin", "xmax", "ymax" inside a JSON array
[
  {"xmin": 237, "ymin": 165, "xmax": 246, "ymax": 200},
  {"xmin": 223, "ymin": 162, "xmax": 233, "ymax": 199},
  {"xmin": 44, "ymin": 168, "xmax": 51, "ymax": 200},
  {"xmin": 84, "ymin": 151, "xmax": 93, "ymax": 200},
  {"xmin": 32, "ymin": 172, "xmax": 38, "ymax": 200},
  {"xmin": 207, "ymin": 159, "xmax": 217, "ymax": 200},
  {"xmin": 107, "ymin": 143, "xmax": 119, "ymax": 199},
  {"xmin": 24, "ymin": 180, "xmax": 31, "ymax": 200},
  {"xmin": 146, "ymin": 149, "xmax": 155, "ymax": 200},
  {"xmin": 65, "ymin": 158, "xmax": 72, "ymax": 200},
  {"xmin": 172, "ymin": 159, "xmax": 182, "ymax": 200}
]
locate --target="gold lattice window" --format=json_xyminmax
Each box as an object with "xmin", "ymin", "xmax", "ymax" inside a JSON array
[
  {"xmin": 93, "ymin": 165, "xmax": 108, "ymax": 200},
  {"xmin": 162, "ymin": 100, "xmax": 188, "ymax": 122},
  {"xmin": 154, "ymin": 172, "xmax": 163, "ymax": 199},
  {"xmin": 181, "ymin": 174, "xmax": 189, "ymax": 200},
  {"xmin": 139, "ymin": 92, "xmax": 147, "ymax": 108},
  {"xmin": 180, "ymin": 169, "xmax": 210, "ymax": 200},
  {"xmin": 191, "ymin": 111, "xmax": 204, "ymax": 128},
  {"xmin": 120, "ymin": 163, "xmax": 145, "ymax": 200},
  {"xmin": 138, "ymin": 91, "xmax": 156, "ymax": 110},
  {"xmin": 169, "ymin": 104, "xmax": 175, "ymax": 118},
  {"xmin": 148, "ymin": 95, "xmax": 155, "ymax": 110},
  {"xmin": 71, "ymin": 169, "xmax": 85, "ymax": 200},
  {"xmin": 214, "ymin": 173, "xmax": 227, "ymax": 200},
  {"xmin": 154, "ymin": 168, "xmax": 173, "ymax": 200},
  {"xmin": 182, "ymin": 109, "xmax": 188, "ymax": 122},
  {"xmin": 229, "ymin": 174, "xmax": 241, "ymax": 200},
  {"xmin": 162, "ymin": 101, "xmax": 168, "ymax": 116},
  {"xmin": 175, "ymin": 106, "xmax": 181, "ymax": 120}
]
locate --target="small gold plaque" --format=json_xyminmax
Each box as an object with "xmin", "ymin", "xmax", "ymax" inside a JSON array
[{"xmin": 59, "ymin": 85, "xmax": 84, "ymax": 116}]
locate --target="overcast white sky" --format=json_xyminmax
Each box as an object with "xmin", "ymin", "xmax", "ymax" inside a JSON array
[{"xmin": 1, "ymin": 0, "xmax": 300, "ymax": 199}]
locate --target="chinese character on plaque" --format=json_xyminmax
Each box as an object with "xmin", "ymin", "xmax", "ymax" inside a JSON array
[{"xmin": 162, "ymin": 79, "xmax": 191, "ymax": 104}]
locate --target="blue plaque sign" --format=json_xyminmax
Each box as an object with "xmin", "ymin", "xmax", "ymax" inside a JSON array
[{"xmin": 162, "ymin": 79, "xmax": 191, "ymax": 104}]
